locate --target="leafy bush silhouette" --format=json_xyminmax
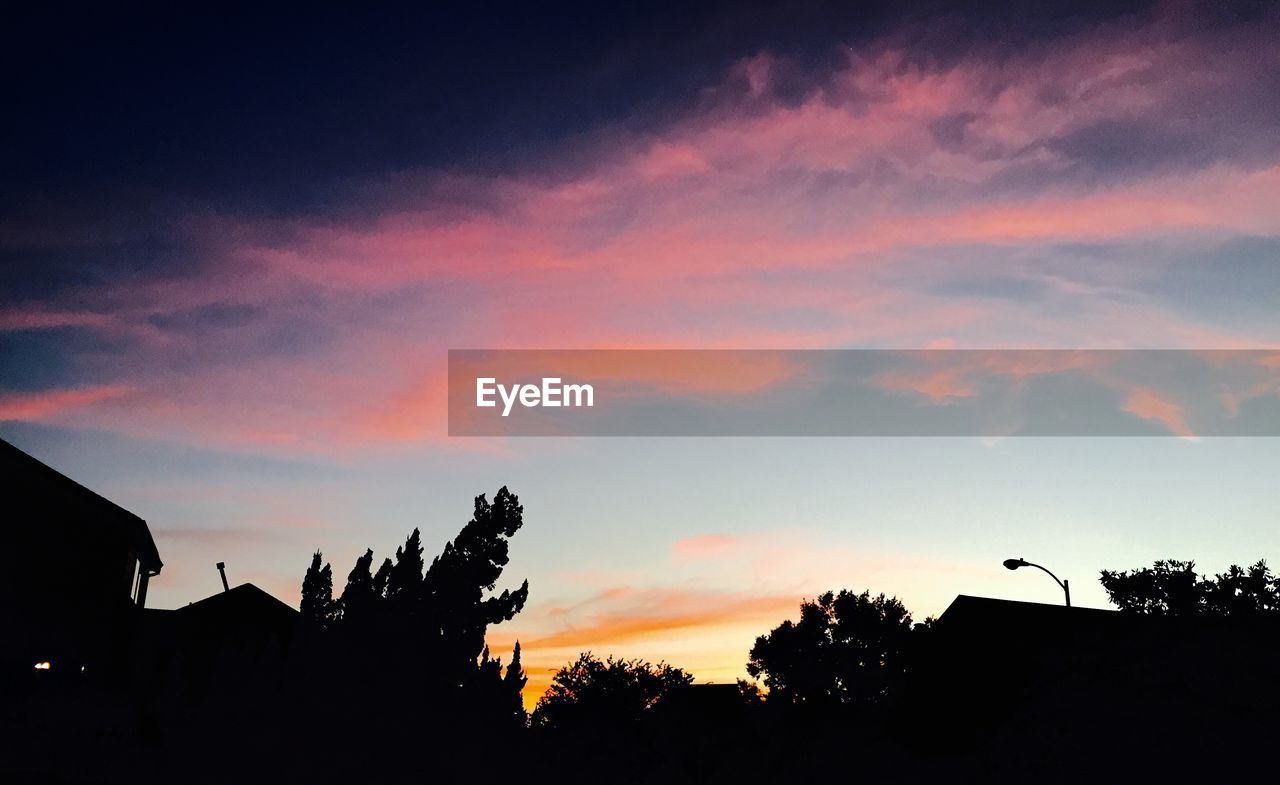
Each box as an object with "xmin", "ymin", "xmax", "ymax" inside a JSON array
[
  {"xmin": 747, "ymin": 590, "xmax": 927, "ymax": 708},
  {"xmin": 1100, "ymin": 558, "xmax": 1279, "ymax": 615},
  {"xmin": 531, "ymin": 652, "xmax": 693, "ymax": 729}
]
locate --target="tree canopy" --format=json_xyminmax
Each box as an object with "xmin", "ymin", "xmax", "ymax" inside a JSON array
[
  {"xmin": 747, "ymin": 590, "xmax": 924, "ymax": 708},
  {"xmin": 531, "ymin": 653, "xmax": 693, "ymax": 729},
  {"xmin": 299, "ymin": 486, "xmax": 531, "ymax": 722},
  {"xmin": 299, "ymin": 550, "xmax": 336, "ymax": 629},
  {"xmin": 1100, "ymin": 559, "xmax": 1279, "ymax": 616}
]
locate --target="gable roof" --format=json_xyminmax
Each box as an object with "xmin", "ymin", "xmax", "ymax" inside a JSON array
[
  {"xmin": 178, "ymin": 583, "xmax": 298, "ymax": 627},
  {"xmin": 1, "ymin": 437, "xmax": 162, "ymax": 572}
]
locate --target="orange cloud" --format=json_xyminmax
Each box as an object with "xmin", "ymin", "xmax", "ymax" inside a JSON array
[
  {"xmin": 520, "ymin": 590, "xmax": 798, "ymax": 651},
  {"xmin": 488, "ymin": 586, "xmax": 802, "ymax": 709}
]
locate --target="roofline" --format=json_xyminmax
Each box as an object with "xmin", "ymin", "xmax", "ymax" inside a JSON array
[
  {"xmin": 180, "ymin": 583, "xmax": 299, "ymax": 615},
  {"xmin": 1, "ymin": 437, "xmax": 162, "ymax": 571},
  {"xmin": 938, "ymin": 594, "xmax": 1117, "ymax": 623}
]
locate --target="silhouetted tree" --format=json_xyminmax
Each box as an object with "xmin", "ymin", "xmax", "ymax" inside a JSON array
[
  {"xmin": 1205, "ymin": 561, "xmax": 1279, "ymax": 614},
  {"xmin": 372, "ymin": 556, "xmax": 392, "ymax": 599},
  {"xmin": 338, "ymin": 548, "xmax": 376, "ymax": 624},
  {"xmin": 419, "ymin": 487, "xmax": 530, "ymax": 689},
  {"xmin": 736, "ymin": 678, "xmax": 764, "ymax": 705},
  {"xmin": 464, "ymin": 642, "xmax": 528, "ymax": 730},
  {"xmin": 1101, "ymin": 558, "xmax": 1278, "ymax": 615},
  {"xmin": 298, "ymin": 486, "xmax": 532, "ymax": 732},
  {"xmin": 504, "ymin": 641, "xmax": 528, "ymax": 723},
  {"xmin": 1099, "ymin": 559, "xmax": 1203, "ymax": 614},
  {"xmin": 531, "ymin": 652, "xmax": 693, "ymax": 729},
  {"xmin": 300, "ymin": 550, "xmax": 336, "ymax": 630},
  {"xmin": 386, "ymin": 528, "xmax": 424, "ymax": 602},
  {"xmin": 747, "ymin": 590, "xmax": 919, "ymax": 708}
]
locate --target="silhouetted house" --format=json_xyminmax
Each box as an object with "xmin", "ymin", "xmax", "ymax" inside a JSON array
[
  {"xmin": 2, "ymin": 438, "xmax": 162, "ymax": 676},
  {"xmin": 137, "ymin": 582, "xmax": 299, "ymax": 707},
  {"xmin": 911, "ymin": 595, "xmax": 1280, "ymax": 780},
  {"xmin": 2, "ymin": 438, "xmax": 308, "ymax": 781}
]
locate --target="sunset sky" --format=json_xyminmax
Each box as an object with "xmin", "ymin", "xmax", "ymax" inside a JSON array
[{"xmin": 2, "ymin": 1, "xmax": 1278, "ymax": 703}]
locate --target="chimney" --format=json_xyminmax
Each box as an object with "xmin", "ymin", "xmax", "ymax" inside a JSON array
[{"xmin": 216, "ymin": 561, "xmax": 230, "ymax": 592}]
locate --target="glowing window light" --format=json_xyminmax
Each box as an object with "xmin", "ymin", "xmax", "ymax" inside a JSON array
[{"xmin": 34, "ymin": 661, "xmax": 51, "ymax": 670}]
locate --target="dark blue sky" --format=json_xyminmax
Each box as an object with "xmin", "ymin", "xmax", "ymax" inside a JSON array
[{"xmin": 3, "ymin": 1, "xmax": 1178, "ymax": 215}]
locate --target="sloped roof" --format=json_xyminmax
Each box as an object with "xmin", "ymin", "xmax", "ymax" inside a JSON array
[
  {"xmin": 938, "ymin": 593, "xmax": 1280, "ymax": 635},
  {"xmin": 0, "ymin": 437, "xmax": 162, "ymax": 572},
  {"xmin": 179, "ymin": 583, "xmax": 298, "ymax": 625},
  {"xmin": 937, "ymin": 594, "xmax": 1117, "ymax": 626}
]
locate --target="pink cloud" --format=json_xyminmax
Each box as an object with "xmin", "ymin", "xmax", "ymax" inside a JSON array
[
  {"xmin": 0, "ymin": 385, "xmax": 134, "ymax": 421},
  {"xmin": 3, "ymin": 11, "xmax": 1277, "ymax": 453},
  {"xmin": 877, "ymin": 367, "xmax": 980, "ymax": 403},
  {"xmin": 672, "ymin": 534, "xmax": 749, "ymax": 559},
  {"xmin": 0, "ymin": 309, "xmax": 117, "ymax": 331},
  {"xmin": 875, "ymin": 351, "xmax": 1110, "ymax": 403},
  {"xmin": 1123, "ymin": 386, "xmax": 1193, "ymax": 437}
]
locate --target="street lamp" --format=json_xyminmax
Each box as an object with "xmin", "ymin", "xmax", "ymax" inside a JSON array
[{"xmin": 1003, "ymin": 557, "xmax": 1071, "ymax": 607}]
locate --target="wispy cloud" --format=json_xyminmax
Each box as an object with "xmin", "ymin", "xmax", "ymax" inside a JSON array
[
  {"xmin": 1123, "ymin": 386, "xmax": 1193, "ymax": 437},
  {"xmin": 488, "ymin": 585, "xmax": 801, "ymax": 707},
  {"xmin": 0, "ymin": 385, "xmax": 133, "ymax": 421},
  {"xmin": 2, "ymin": 7, "xmax": 1277, "ymax": 453}
]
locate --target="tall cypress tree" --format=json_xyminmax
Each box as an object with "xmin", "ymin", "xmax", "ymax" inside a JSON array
[
  {"xmin": 421, "ymin": 487, "xmax": 530, "ymax": 688},
  {"xmin": 372, "ymin": 557, "xmax": 393, "ymax": 599},
  {"xmin": 300, "ymin": 550, "xmax": 336, "ymax": 630},
  {"xmin": 339, "ymin": 548, "xmax": 375, "ymax": 624},
  {"xmin": 304, "ymin": 488, "xmax": 532, "ymax": 730},
  {"xmin": 386, "ymin": 528, "xmax": 424, "ymax": 602},
  {"xmin": 504, "ymin": 641, "xmax": 528, "ymax": 724}
]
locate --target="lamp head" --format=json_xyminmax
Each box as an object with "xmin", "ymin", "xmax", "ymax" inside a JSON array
[{"xmin": 1003, "ymin": 558, "xmax": 1028, "ymax": 571}]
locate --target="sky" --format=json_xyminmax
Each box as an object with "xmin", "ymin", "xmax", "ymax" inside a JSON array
[{"xmin": 2, "ymin": 1, "xmax": 1278, "ymax": 703}]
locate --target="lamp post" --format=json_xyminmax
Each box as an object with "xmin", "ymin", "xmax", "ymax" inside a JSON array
[{"xmin": 1003, "ymin": 557, "xmax": 1071, "ymax": 607}]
